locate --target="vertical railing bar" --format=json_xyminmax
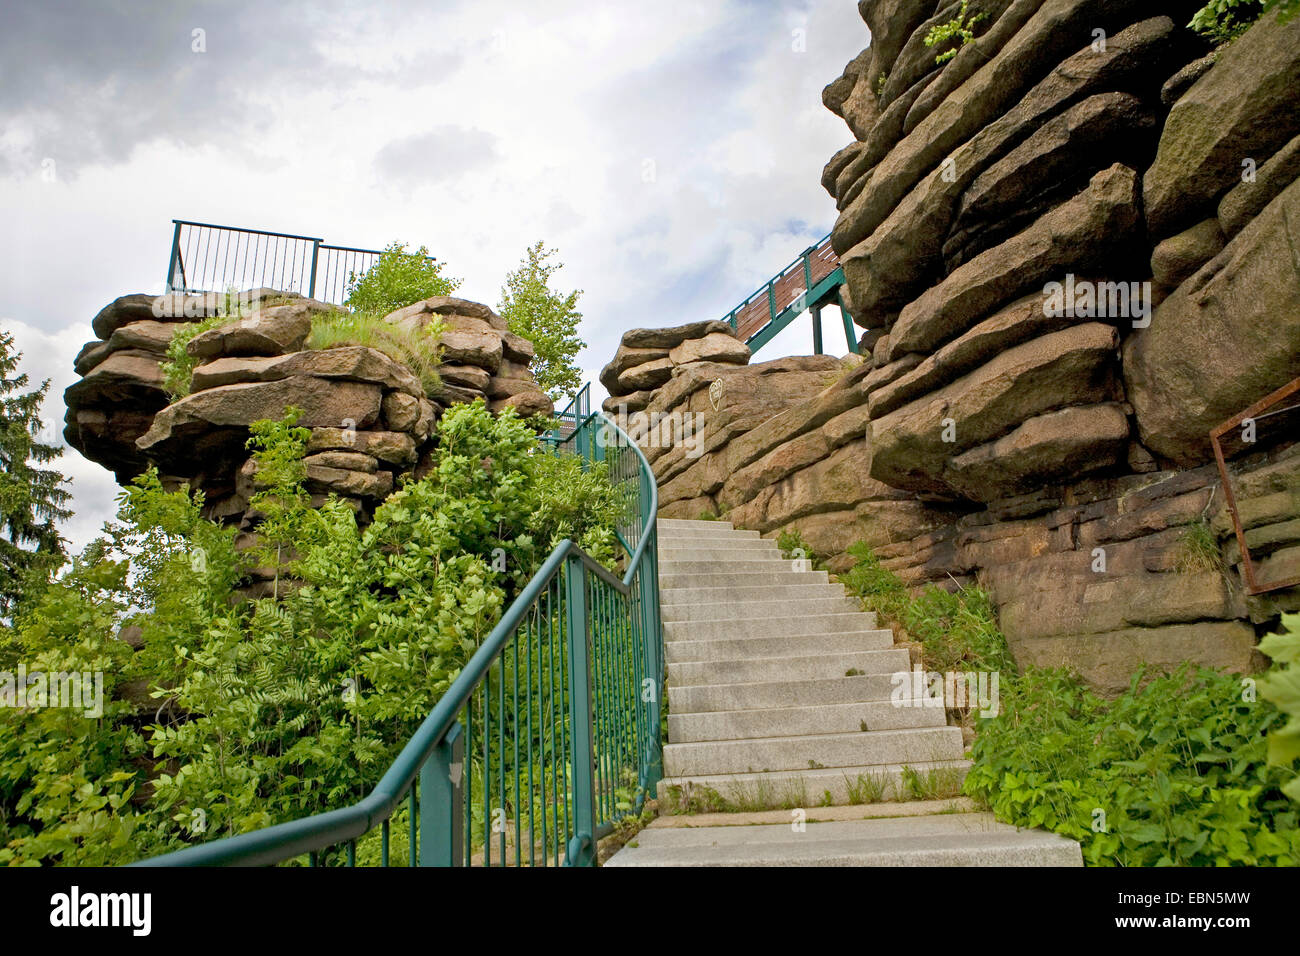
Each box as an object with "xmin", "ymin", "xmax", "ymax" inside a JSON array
[
  {"xmin": 408, "ymin": 782, "xmax": 417, "ymax": 867},
  {"xmin": 526, "ymin": 606, "xmax": 535, "ymax": 868},
  {"xmin": 381, "ymin": 818, "xmax": 389, "ymax": 867},
  {"xmin": 221, "ymin": 228, "xmax": 232, "ymax": 291},
  {"xmin": 512, "ymin": 629, "xmax": 521, "ymax": 867},
  {"xmin": 497, "ymin": 654, "xmax": 506, "ymax": 866}
]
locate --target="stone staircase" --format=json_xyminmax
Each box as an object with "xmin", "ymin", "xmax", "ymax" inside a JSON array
[
  {"xmin": 606, "ymin": 517, "xmax": 1083, "ymax": 866},
  {"xmin": 655, "ymin": 518, "xmax": 968, "ymax": 809}
]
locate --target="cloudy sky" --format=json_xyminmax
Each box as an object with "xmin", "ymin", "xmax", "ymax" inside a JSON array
[{"xmin": 0, "ymin": 0, "xmax": 868, "ymax": 552}]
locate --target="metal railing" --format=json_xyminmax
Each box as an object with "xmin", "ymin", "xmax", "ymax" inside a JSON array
[
  {"xmin": 132, "ymin": 402, "xmax": 661, "ymax": 867},
  {"xmin": 721, "ymin": 231, "xmax": 854, "ymax": 356},
  {"xmin": 164, "ymin": 219, "xmax": 436, "ymax": 306},
  {"xmin": 547, "ymin": 383, "xmax": 591, "ymax": 447}
]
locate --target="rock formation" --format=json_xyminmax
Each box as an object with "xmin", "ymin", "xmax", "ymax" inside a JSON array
[
  {"xmin": 66, "ymin": 290, "xmax": 554, "ymax": 533},
  {"xmin": 606, "ymin": 4, "xmax": 1300, "ymax": 692}
]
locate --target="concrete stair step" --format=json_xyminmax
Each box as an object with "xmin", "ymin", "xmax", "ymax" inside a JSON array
[
  {"xmin": 654, "ymin": 760, "xmax": 971, "ymax": 809},
  {"xmin": 668, "ymin": 674, "xmax": 905, "ymax": 713},
  {"xmin": 664, "ymin": 630, "xmax": 894, "ymax": 663},
  {"xmin": 668, "ymin": 699, "xmax": 949, "ymax": 743},
  {"xmin": 664, "ymin": 612, "xmax": 880, "ymax": 642},
  {"xmin": 660, "ymin": 536, "xmax": 777, "ymax": 550},
  {"xmin": 658, "ymin": 527, "xmax": 761, "ymax": 541},
  {"xmin": 662, "ymin": 583, "xmax": 846, "ymax": 606},
  {"xmin": 658, "ymin": 519, "xmax": 736, "ymax": 531},
  {"xmin": 659, "ymin": 548, "xmax": 783, "ymax": 566},
  {"xmin": 660, "ymin": 570, "xmax": 830, "ymax": 590},
  {"xmin": 663, "ymin": 726, "xmax": 964, "ymax": 776},
  {"xmin": 658, "ymin": 558, "xmax": 797, "ymax": 576},
  {"xmin": 668, "ymin": 648, "xmax": 909, "ymax": 687},
  {"xmin": 662, "ymin": 596, "xmax": 864, "ymax": 623},
  {"xmin": 604, "ymin": 812, "xmax": 1083, "ymax": 867}
]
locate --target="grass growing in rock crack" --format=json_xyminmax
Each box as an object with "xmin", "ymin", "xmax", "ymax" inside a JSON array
[
  {"xmin": 1174, "ymin": 518, "xmax": 1225, "ymax": 574},
  {"xmin": 307, "ymin": 311, "xmax": 445, "ymax": 398}
]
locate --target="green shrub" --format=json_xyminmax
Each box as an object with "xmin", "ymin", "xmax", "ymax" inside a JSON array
[
  {"xmin": 1190, "ymin": 0, "xmax": 1298, "ymax": 43},
  {"xmin": 344, "ymin": 241, "xmax": 460, "ymax": 318},
  {"xmin": 964, "ymin": 665, "xmax": 1300, "ymax": 865},
  {"xmin": 0, "ymin": 400, "xmax": 624, "ymax": 864},
  {"xmin": 1258, "ymin": 612, "xmax": 1300, "ymax": 801}
]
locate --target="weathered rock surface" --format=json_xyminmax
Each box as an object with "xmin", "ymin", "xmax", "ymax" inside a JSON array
[
  {"xmin": 187, "ymin": 301, "xmax": 328, "ymax": 358},
  {"xmin": 887, "ymin": 164, "xmax": 1140, "ymax": 361},
  {"xmin": 1125, "ymin": 174, "xmax": 1300, "ymax": 465},
  {"xmin": 1143, "ymin": 10, "xmax": 1300, "ymax": 238}
]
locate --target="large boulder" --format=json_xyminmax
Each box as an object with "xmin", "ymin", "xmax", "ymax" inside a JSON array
[
  {"xmin": 1142, "ymin": 9, "xmax": 1300, "ymax": 239},
  {"xmin": 137, "ymin": 377, "xmax": 383, "ymax": 477},
  {"xmin": 886, "ymin": 164, "xmax": 1141, "ymax": 361},
  {"xmin": 187, "ymin": 302, "xmax": 325, "ymax": 359},
  {"xmin": 839, "ymin": 17, "xmax": 1177, "ymax": 319},
  {"xmin": 870, "ymin": 323, "xmax": 1121, "ymax": 498},
  {"xmin": 1124, "ymin": 174, "xmax": 1300, "ymax": 466},
  {"xmin": 189, "ymin": 346, "xmax": 423, "ymax": 396}
]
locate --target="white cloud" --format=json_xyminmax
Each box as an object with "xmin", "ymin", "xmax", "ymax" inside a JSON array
[{"xmin": 0, "ymin": 0, "xmax": 870, "ymax": 541}]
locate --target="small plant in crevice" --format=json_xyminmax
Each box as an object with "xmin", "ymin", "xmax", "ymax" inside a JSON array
[
  {"xmin": 844, "ymin": 771, "xmax": 889, "ymax": 805},
  {"xmin": 924, "ymin": 0, "xmax": 989, "ymax": 64},
  {"xmin": 1190, "ymin": 0, "xmax": 1299, "ymax": 44},
  {"xmin": 1174, "ymin": 518, "xmax": 1225, "ymax": 575}
]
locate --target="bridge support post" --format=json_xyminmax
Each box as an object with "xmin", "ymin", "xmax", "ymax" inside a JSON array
[
  {"xmin": 564, "ymin": 555, "xmax": 597, "ymax": 866},
  {"xmin": 811, "ymin": 305, "xmax": 823, "ymax": 355},
  {"xmin": 837, "ymin": 290, "xmax": 858, "ymax": 355}
]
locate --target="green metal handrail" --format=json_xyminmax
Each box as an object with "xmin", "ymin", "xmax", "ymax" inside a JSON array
[
  {"xmin": 721, "ymin": 230, "xmax": 854, "ymax": 357},
  {"xmin": 133, "ymin": 406, "xmax": 661, "ymax": 867}
]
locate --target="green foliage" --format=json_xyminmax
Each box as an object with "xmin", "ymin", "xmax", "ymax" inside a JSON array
[
  {"xmin": 0, "ymin": 332, "xmax": 71, "ymax": 616},
  {"xmin": 964, "ymin": 665, "xmax": 1300, "ymax": 865},
  {"xmin": 875, "ymin": 71, "xmax": 887, "ymax": 97},
  {"xmin": 343, "ymin": 241, "xmax": 460, "ymax": 318},
  {"xmin": 1174, "ymin": 519, "xmax": 1224, "ymax": 574},
  {"xmin": 1190, "ymin": 0, "xmax": 1298, "ymax": 43},
  {"xmin": 840, "ymin": 542, "xmax": 1011, "ymax": 674},
  {"xmin": 498, "ymin": 241, "xmax": 586, "ymax": 402},
  {"xmin": 924, "ymin": 0, "xmax": 988, "ymax": 64},
  {"xmin": 776, "ymin": 528, "xmax": 824, "ymax": 569},
  {"xmin": 159, "ymin": 289, "xmax": 264, "ymax": 399},
  {"xmin": 0, "ymin": 400, "xmax": 624, "ymax": 864},
  {"xmin": 1257, "ymin": 612, "xmax": 1300, "ymax": 800},
  {"xmin": 306, "ymin": 310, "xmax": 445, "ymax": 398}
]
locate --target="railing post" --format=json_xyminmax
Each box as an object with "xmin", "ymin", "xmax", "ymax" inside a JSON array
[
  {"xmin": 165, "ymin": 221, "xmax": 182, "ymax": 292},
  {"xmin": 767, "ymin": 281, "xmax": 777, "ymax": 324},
  {"xmin": 639, "ymin": 493, "xmax": 664, "ymax": 797},
  {"xmin": 418, "ymin": 721, "xmax": 464, "ymax": 866},
  {"xmin": 308, "ymin": 239, "xmax": 321, "ymax": 299},
  {"xmin": 563, "ymin": 556, "xmax": 597, "ymax": 866}
]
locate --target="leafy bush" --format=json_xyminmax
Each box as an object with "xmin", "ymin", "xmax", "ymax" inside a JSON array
[
  {"xmin": 344, "ymin": 241, "xmax": 460, "ymax": 318},
  {"xmin": 964, "ymin": 665, "xmax": 1300, "ymax": 865},
  {"xmin": 1190, "ymin": 0, "xmax": 1298, "ymax": 43},
  {"xmin": 0, "ymin": 400, "xmax": 624, "ymax": 864},
  {"xmin": 1258, "ymin": 612, "xmax": 1300, "ymax": 801}
]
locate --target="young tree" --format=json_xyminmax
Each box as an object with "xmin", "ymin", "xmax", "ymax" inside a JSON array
[
  {"xmin": 498, "ymin": 241, "xmax": 586, "ymax": 402},
  {"xmin": 0, "ymin": 330, "xmax": 71, "ymax": 614}
]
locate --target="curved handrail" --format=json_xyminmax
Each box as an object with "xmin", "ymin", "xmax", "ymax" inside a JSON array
[{"xmin": 133, "ymin": 408, "xmax": 659, "ymax": 867}]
